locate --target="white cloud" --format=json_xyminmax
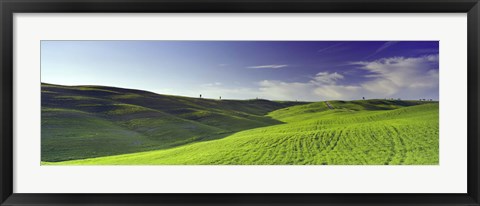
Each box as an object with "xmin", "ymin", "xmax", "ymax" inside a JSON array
[
  {"xmin": 256, "ymin": 71, "xmax": 350, "ymax": 101},
  {"xmin": 310, "ymin": 72, "xmax": 344, "ymax": 85},
  {"xmin": 202, "ymin": 82, "xmax": 222, "ymax": 87},
  {"xmin": 257, "ymin": 74, "xmax": 359, "ymax": 101},
  {"xmin": 247, "ymin": 64, "xmax": 288, "ymax": 69},
  {"xmin": 173, "ymin": 55, "xmax": 438, "ymax": 101},
  {"xmin": 256, "ymin": 55, "xmax": 439, "ymax": 101},
  {"xmin": 353, "ymin": 54, "xmax": 439, "ymax": 96}
]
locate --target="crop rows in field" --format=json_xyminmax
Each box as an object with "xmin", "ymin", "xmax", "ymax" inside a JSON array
[{"xmin": 49, "ymin": 102, "xmax": 439, "ymax": 165}]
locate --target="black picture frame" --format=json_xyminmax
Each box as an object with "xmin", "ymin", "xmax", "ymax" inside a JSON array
[{"xmin": 1, "ymin": 0, "xmax": 479, "ymax": 205}]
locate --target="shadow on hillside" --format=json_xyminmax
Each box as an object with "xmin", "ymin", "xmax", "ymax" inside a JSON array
[{"xmin": 167, "ymin": 117, "xmax": 287, "ymax": 148}]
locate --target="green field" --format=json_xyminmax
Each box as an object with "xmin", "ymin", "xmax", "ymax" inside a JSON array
[{"xmin": 42, "ymin": 83, "xmax": 439, "ymax": 165}]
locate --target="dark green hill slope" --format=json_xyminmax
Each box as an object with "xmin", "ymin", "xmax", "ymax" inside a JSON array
[{"xmin": 41, "ymin": 83, "xmax": 307, "ymax": 162}]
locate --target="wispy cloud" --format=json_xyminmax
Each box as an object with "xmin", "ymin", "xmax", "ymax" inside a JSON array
[
  {"xmin": 202, "ymin": 82, "xmax": 222, "ymax": 87},
  {"xmin": 317, "ymin": 43, "xmax": 343, "ymax": 54},
  {"xmin": 364, "ymin": 41, "xmax": 398, "ymax": 59},
  {"xmin": 247, "ymin": 64, "xmax": 288, "ymax": 69},
  {"xmin": 414, "ymin": 48, "xmax": 439, "ymax": 55}
]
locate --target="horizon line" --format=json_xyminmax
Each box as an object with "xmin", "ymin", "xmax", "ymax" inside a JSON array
[{"xmin": 40, "ymin": 82, "xmax": 439, "ymax": 102}]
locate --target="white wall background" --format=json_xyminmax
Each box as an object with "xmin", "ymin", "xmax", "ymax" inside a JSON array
[{"xmin": 13, "ymin": 13, "xmax": 467, "ymax": 193}]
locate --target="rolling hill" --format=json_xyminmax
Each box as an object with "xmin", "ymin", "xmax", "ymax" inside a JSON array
[
  {"xmin": 42, "ymin": 86, "xmax": 439, "ymax": 165},
  {"xmin": 41, "ymin": 83, "xmax": 307, "ymax": 162}
]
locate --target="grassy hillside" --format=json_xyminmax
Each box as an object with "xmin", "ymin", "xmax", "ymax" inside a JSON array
[
  {"xmin": 42, "ymin": 83, "xmax": 307, "ymax": 162},
  {"xmin": 45, "ymin": 99, "xmax": 439, "ymax": 165}
]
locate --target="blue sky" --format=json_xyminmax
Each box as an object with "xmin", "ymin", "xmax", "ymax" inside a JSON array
[{"xmin": 41, "ymin": 41, "xmax": 439, "ymax": 101}]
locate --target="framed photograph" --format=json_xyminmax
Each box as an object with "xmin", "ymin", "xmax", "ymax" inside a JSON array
[{"xmin": 1, "ymin": 0, "xmax": 479, "ymax": 205}]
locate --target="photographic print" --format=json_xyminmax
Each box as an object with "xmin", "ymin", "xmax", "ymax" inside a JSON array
[{"xmin": 41, "ymin": 41, "xmax": 439, "ymax": 165}]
